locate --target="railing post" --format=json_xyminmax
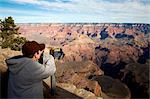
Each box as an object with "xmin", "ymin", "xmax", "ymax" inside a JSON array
[{"xmin": 50, "ymin": 74, "xmax": 56, "ymax": 96}]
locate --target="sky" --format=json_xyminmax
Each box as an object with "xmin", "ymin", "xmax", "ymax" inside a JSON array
[{"xmin": 0, "ymin": 0, "xmax": 150, "ymax": 23}]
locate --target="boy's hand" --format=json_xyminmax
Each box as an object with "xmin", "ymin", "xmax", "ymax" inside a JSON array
[
  {"xmin": 44, "ymin": 47, "xmax": 50, "ymax": 55},
  {"xmin": 43, "ymin": 47, "xmax": 54, "ymax": 65}
]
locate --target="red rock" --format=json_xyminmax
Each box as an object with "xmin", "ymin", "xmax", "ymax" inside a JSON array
[{"xmin": 56, "ymin": 61, "xmax": 104, "ymax": 96}]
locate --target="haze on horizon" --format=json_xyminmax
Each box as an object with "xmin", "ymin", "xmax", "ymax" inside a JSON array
[{"xmin": 0, "ymin": 0, "xmax": 150, "ymax": 23}]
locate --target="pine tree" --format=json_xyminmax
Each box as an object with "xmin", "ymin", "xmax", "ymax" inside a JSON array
[{"xmin": 0, "ymin": 16, "xmax": 27, "ymax": 50}]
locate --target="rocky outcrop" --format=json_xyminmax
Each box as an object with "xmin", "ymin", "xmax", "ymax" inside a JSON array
[
  {"xmin": 57, "ymin": 83, "xmax": 103, "ymax": 99},
  {"xmin": 120, "ymin": 62, "xmax": 149, "ymax": 98},
  {"xmin": 0, "ymin": 47, "xmax": 21, "ymax": 74},
  {"xmin": 121, "ymin": 62, "xmax": 149, "ymax": 83},
  {"xmin": 94, "ymin": 41, "xmax": 143, "ymax": 66},
  {"xmin": 92, "ymin": 75, "xmax": 131, "ymax": 99},
  {"xmin": 56, "ymin": 61, "xmax": 104, "ymax": 96},
  {"xmin": 61, "ymin": 35, "xmax": 95, "ymax": 62},
  {"xmin": 107, "ymin": 45, "xmax": 141, "ymax": 64}
]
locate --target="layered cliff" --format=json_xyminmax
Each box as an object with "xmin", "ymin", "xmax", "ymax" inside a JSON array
[{"xmin": 1, "ymin": 23, "xmax": 149, "ymax": 98}]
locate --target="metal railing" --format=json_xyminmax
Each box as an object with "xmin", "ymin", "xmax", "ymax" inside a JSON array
[{"xmin": 50, "ymin": 74, "xmax": 56, "ymax": 96}]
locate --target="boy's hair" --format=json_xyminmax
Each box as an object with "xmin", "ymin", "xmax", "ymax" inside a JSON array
[{"xmin": 22, "ymin": 41, "xmax": 45, "ymax": 58}]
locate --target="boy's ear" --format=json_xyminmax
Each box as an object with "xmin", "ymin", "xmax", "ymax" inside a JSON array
[
  {"xmin": 37, "ymin": 51, "xmax": 39, "ymax": 55},
  {"xmin": 34, "ymin": 52, "xmax": 38, "ymax": 57}
]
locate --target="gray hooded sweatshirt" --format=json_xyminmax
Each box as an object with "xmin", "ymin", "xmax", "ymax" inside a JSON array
[{"xmin": 6, "ymin": 54, "xmax": 56, "ymax": 99}]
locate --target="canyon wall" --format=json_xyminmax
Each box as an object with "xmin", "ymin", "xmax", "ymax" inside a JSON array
[{"xmin": 15, "ymin": 23, "xmax": 150, "ymax": 98}]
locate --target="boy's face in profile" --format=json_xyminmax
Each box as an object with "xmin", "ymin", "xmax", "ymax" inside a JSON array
[{"xmin": 35, "ymin": 50, "xmax": 44, "ymax": 61}]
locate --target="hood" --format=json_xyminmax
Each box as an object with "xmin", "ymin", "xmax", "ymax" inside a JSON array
[{"xmin": 5, "ymin": 55, "xmax": 30, "ymax": 74}]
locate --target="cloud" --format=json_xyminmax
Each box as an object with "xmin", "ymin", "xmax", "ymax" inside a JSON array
[
  {"xmin": 10, "ymin": 0, "xmax": 39, "ymax": 4},
  {"xmin": 2, "ymin": 0, "xmax": 150, "ymax": 23},
  {"xmin": 10, "ymin": 0, "xmax": 150, "ymax": 14}
]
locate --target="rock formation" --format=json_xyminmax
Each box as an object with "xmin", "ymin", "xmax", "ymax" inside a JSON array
[
  {"xmin": 120, "ymin": 62, "xmax": 149, "ymax": 98},
  {"xmin": 57, "ymin": 83, "xmax": 103, "ymax": 99},
  {"xmin": 56, "ymin": 61, "xmax": 104, "ymax": 96},
  {"xmin": 0, "ymin": 47, "xmax": 21, "ymax": 74},
  {"xmin": 92, "ymin": 75, "xmax": 131, "ymax": 99},
  {"xmin": 1, "ymin": 23, "xmax": 149, "ymax": 98},
  {"xmin": 61, "ymin": 35, "xmax": 95, "ymax": 62}
]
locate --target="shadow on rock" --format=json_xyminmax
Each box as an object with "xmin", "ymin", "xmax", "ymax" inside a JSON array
[{"xmin": 92, "ymin": 75, "xmax": 131, "ymax": 99}]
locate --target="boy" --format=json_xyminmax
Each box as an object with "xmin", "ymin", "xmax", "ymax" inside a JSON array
[{"xmin": 6, "ymin": 41, "xmax": 56, "ymax": 98}]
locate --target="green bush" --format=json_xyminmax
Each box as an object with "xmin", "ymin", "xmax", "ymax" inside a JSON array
[
  {"xmin": 1, "ymin": 36, "xmax": 27, "ymax": 51},
  {"xmin": 10, "ymin": 37, "xmax": 27, "ymax": 51}
]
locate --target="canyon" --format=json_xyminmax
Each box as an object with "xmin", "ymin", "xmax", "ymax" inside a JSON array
[{"xmin": 1, "ymin": 23, "xmax": 149, "ymax": 98}]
